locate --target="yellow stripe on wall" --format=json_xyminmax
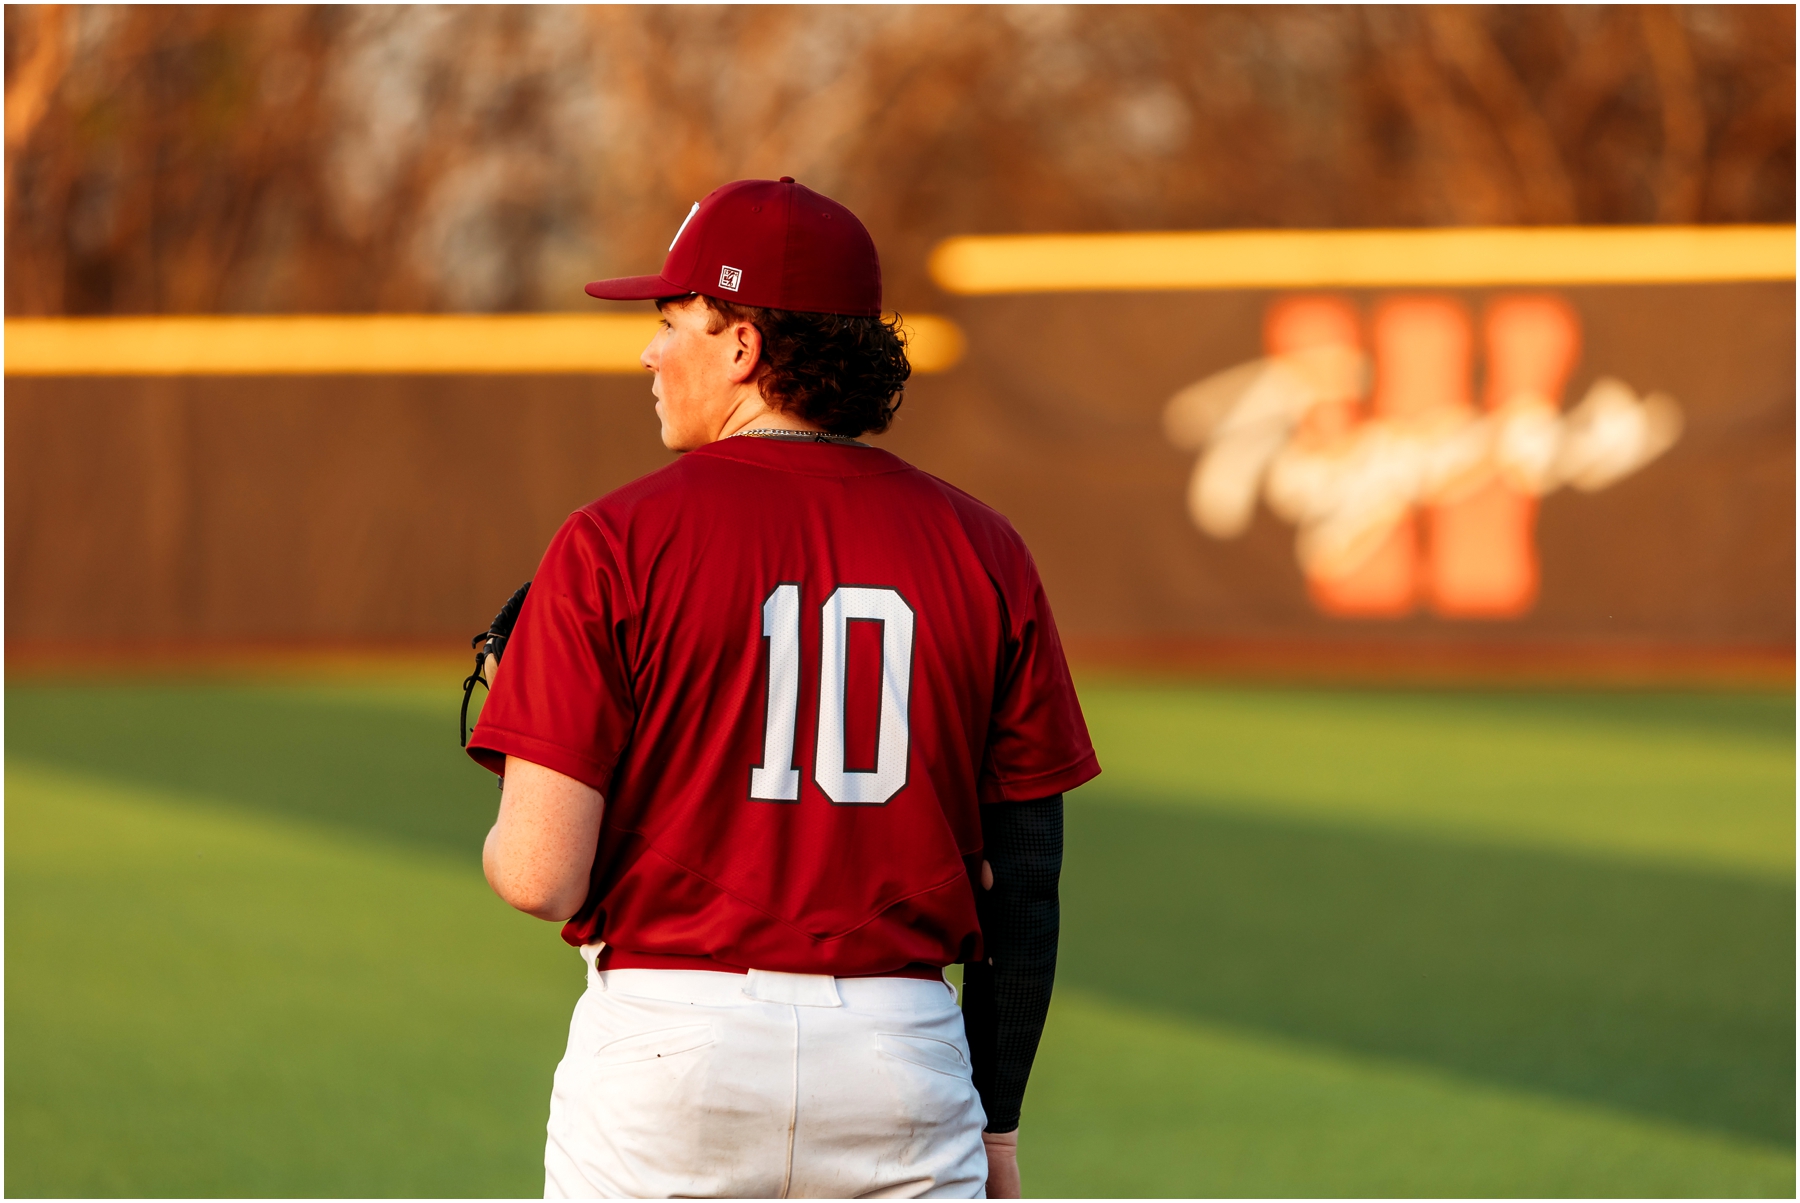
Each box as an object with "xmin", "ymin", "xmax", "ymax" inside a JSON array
[
  {"xmin": 928, "ymin": 225, "xmax": 1798, "ymax": 294},
  {"xmin": 4, "ymin": 312, "xmax": 967, "ymax": 376}
]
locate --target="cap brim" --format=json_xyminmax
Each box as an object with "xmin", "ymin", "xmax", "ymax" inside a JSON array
[{"xmin": 584, "ymin": 274, "xmax": 692, "ymax": 301}]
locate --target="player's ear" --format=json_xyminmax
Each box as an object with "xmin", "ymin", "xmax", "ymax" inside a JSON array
[{"xmin": 727, "ymin": 319, "xmax": 763, "ymax": 383}]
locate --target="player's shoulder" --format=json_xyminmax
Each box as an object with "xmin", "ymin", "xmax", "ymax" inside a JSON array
[
  {"xmin": 579, "ymin": 455, "xmax": 688, "ymax": 517},
  {"xmin": 911, "ymin": 467, "xmax": 1015, "ymax": 528},
  {"xmin": 569, "ymin": 451, "xmax": 743, "ymax": 540},
  {"xmin": 878, "ymin": 465, "xmax": 1044, "ymax": 603},
  {"xmin": 909, "ymin": 467, "xmax": 1033, "ymax": 557}
]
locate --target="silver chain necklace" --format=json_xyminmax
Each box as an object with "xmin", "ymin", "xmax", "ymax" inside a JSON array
[{"xmin": 733, "ymin": 427, "xmax": 869, "ymax": 447}]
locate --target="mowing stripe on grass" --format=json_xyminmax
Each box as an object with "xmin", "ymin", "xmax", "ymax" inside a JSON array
[
  {"xmin": 1028, "ymin": 989, "xmax": 1796, "ymax": 1198},
  {"xmin": 1061, "ymin": 796, "xmax": 1795, "ymax": 1147},
  {"xmin": 6, "ymin": 761, "xmax": 578, "ymax": 1198},
  {"xmin": 4, "ymin": 683, "xmax": 503, "ymax": 859},
  {"xmin": 1078, "ymin": 682, "xmax": 1795, "ymax": 877}
]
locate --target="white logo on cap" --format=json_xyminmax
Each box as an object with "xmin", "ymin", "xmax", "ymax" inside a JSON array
[
  {"xmin": 669, "ymin": 202, "xmax": 699, "ymax": 252},
  {"xmin": 719, "ymin": 265, "xmax": 743, "ymax": 292}
]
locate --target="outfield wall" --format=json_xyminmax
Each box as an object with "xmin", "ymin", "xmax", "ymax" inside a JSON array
[{"xmin": 6, "ymin": 283, "xmax": 1792, "ymax": 675}]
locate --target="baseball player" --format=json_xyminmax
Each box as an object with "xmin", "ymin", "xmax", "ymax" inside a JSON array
[{"xmin": 466, "ymin": 177, "xmax": 1099, "ymax": 1199}]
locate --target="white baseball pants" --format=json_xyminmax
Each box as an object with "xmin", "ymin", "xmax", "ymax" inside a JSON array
[{"xmin": 544, "ymin": 950, "xmax": 989, "ymax": 1199}]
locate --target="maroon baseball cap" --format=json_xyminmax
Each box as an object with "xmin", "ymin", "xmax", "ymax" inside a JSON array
[{"xmin": 584, "ymin": 178, "xmax": 882, "ymax": 317}]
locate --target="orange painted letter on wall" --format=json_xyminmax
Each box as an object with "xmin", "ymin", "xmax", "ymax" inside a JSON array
[{"xmin": 1425, "ymin": 294, "xmax": 1580, "ymax": 619}]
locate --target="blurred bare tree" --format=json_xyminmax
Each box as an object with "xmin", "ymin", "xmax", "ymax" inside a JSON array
[{"xmin": 6, "ymin": 4, "xmax": 1794, "ymax": 316}]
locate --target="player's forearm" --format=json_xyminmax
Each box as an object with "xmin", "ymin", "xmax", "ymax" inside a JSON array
[
  {"xmin": 483, "ymin": 756, "xmax": 605, "ymax": 921},
  {"xmin": 965, "ymin": 794, "xmax": 1063, "ymax": 1134},
  {"xmin": 483, "ymin": 826, "xmax": 586, "ymax": 920}
]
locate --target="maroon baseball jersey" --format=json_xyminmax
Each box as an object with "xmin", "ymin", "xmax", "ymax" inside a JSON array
[{"xmin": 467, "ymin": 436, "xmax": 1099, "ymax": 975}]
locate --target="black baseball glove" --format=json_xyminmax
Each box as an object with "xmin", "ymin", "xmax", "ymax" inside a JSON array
[{"xmin": 460, "ymin": 580, "xmax": 531, "ymax": 748}]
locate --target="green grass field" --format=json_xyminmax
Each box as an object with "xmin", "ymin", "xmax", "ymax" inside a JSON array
[{"xmin": 6, "ymin": 675, "xmax": 1794, "ymax": 1197}]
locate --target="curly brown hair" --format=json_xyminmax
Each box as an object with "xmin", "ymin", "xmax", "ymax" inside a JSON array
[{"xmin": 698, "ymin": 294, "xmax": 911, "ymax": 437}]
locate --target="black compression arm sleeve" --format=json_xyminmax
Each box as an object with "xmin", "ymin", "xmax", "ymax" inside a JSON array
[{"xmin": 963, "ymin": 794, "xmax": 1063, "ymax": 1134}]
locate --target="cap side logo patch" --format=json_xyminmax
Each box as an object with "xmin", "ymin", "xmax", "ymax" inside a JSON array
[{"xmin": 719, "ymin": 265, "xmax": 743, "ymax": 292}]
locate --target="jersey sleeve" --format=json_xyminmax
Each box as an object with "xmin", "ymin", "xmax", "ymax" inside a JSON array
[
  {"xmin": 465, "ymin": 510, "xmax": 638, "ymax": 792},
  {"xmin": 981, "ymin": 545, "xmax": 1101, "ymax": 803}
]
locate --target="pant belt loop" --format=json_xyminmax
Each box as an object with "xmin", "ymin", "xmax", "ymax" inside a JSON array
[{"xmin": 580, "ymin": 943, "xmax": 608, "ymax": 993}]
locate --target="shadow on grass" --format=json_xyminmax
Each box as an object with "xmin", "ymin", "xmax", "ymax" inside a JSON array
[
  {"xmin": 1062, "ymin": 794, "xmax": 1795, "ymax": 1149},
  {"xmin": 6, "ymin": 683, "xmax": 495, "ymax": 862}
]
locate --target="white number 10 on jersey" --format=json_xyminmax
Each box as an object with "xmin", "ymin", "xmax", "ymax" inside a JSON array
[{"xmin": 751, "ymin": 584, "xmax": 915, "ymax": 805}]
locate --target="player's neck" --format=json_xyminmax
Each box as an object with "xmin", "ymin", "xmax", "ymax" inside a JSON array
[{"xmin": 713, "ymin": 396, "xmax": 822, "ymax": 443}]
